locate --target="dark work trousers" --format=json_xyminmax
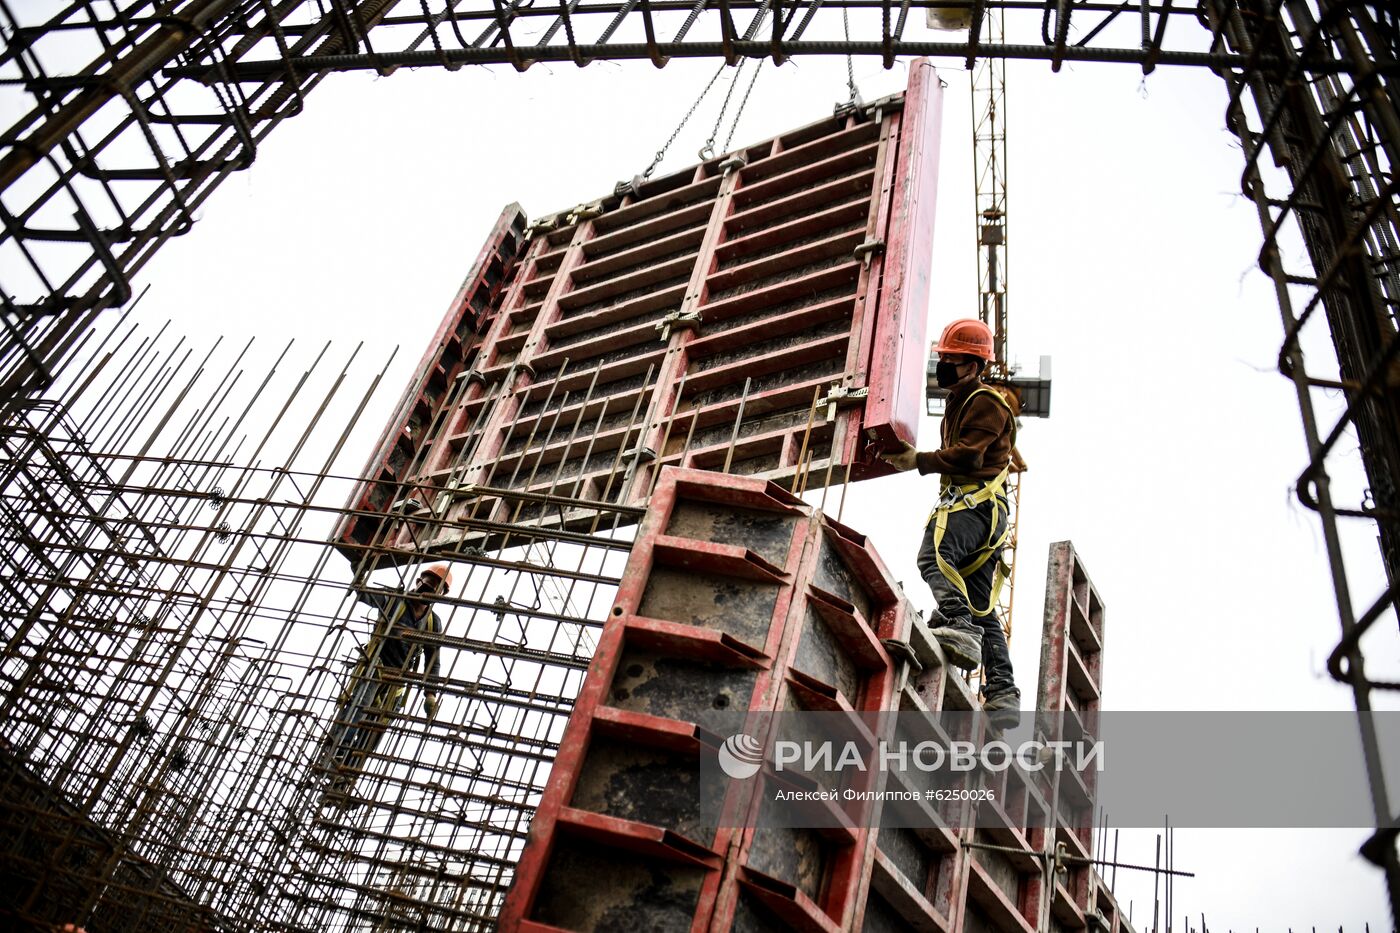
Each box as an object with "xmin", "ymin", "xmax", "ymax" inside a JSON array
[
  {"xmin": 915, "ymin": 495, "xmax": 1018, "ymax": 701},
  {"xmin": 328, "ymin": 664, "xmax": 387, "ymax": 765}
]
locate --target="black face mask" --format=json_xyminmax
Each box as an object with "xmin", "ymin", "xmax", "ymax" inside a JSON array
[{"xmin": 935, "ymin": 360, "xmax": 962, "ymax": 389}]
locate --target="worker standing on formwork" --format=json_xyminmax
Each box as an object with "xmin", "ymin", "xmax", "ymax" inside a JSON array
[
  {"xmin": 318, "ymin": 563, "xmax": 452, "ymax": 808},
  {"xmin": 881, "ymin": 319, "xmax": 1024, "ymax": 731}
]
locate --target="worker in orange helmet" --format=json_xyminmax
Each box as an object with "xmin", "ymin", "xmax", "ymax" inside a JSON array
[
  {"xmin": 880, "ymin": 319, "xmax": 1024, "ymax": 730},
  {"xmin": 352, "ymin": 563, "xmax": 453, "ymax": 719},
  {"xmin": 319, "ymin": 563, "xmax": 453, "ymax": 807}
]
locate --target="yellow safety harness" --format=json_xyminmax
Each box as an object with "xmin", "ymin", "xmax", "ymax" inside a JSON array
[{"xmin": 928, "ymin": 386, "xmax": 1017, "ymax": 619}]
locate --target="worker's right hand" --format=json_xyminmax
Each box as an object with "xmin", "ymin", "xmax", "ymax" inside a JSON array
[{"xmin": 878, "ymin": 442, "xmax": 919, "ymax": 472}]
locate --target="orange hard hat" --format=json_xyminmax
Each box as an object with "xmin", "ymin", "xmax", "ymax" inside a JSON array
[
  {"xmin": 419, "ymin": 563, "xmax": 453, "ymax": 591},
  {"xmin": 933, "ymin": 318, "xmax": 995, "ymax": 362}
]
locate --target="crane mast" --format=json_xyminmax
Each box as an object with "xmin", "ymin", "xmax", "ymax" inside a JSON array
[
  {"xmin": 973, "ymin": 11, "xmax": 1010, "ymax": 379},
  {"xmin": 971, "ymin": 8, "xmax": 1021, "ymax": 662}
]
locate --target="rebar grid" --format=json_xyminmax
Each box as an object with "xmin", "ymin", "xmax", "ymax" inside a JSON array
[
  {"xmin": 0, "ymin": 0, "xmax": 359, "ymax": 396},
  {"xmin": 0, "ymin": 314, "xmax": 648, "ymax": 931},
  {"xmin": 1202, "ymin": 0, "xmax": 1400, "ymax": 920},
  {"xmin": 0, "ymin": 308, "xmax": 873, "ymax": 930}
]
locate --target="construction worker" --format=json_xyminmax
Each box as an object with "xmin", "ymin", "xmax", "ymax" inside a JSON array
[
  {"xmin": 319, "ymin": 563, "xmax": 452, "ymax": 806},
  {"xmin": 880, "ymin": 319, "xmax": 1023, "ymax": 730}
]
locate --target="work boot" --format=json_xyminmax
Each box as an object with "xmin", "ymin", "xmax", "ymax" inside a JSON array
[
  {"xmin": 929, "ymin": 623, "xmax": 982, "ymax": 671},
  {"xmin": 982, "ymin": 690, "xmax": 1021, "ymax": 732}
]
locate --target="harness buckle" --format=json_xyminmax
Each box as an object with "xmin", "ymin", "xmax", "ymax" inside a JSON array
[{"xmin": 936, "ymin": 483, "xmax": 971, "ymax": 510}]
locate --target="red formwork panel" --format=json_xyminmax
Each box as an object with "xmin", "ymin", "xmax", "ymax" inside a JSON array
[
  {"xmin": 333, "ymin": 204, "xmax": 530, "ymax": 556},
  {"xmin": 335, "ymin": 62, "xmax": 943, "ymax": 560},
  {"xmin": 860, "ymin": 541, "xmax": 1118, "ymax": 933},
  {"xmin": 859, "ymin": 574, "xmax": 1051, "ymax": 933},
  {"xmin": 865, "ymin": 58, "xmax": 941, "ymax": 450},
  {"xmin": 496, "ymin": 466, "xmax": 907, "ymax": 932},
  {"xmin": 496, "ymin": 470, "xmax": 1126, "ymax": 933},
  {"xmin": 1032, "ymin": 541, "xmax": 1108, "ymax": 922}
]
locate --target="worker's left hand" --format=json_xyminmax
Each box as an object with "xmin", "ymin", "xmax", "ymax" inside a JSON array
[
  {"xmin": 424, "ymin": 695, "xmax": 440, "ymax": 719},
  {"xmin": 878, "ymin": 441, "xmax": 919, "ymax": 472}
]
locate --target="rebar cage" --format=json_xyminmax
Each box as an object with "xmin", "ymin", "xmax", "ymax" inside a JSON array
[{"xmin": 0, "ymin": 319, "xmax": 638, "ymax": 929}]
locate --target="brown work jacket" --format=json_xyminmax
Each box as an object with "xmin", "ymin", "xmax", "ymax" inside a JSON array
[{"xmin": 915, "ymin": 380, "xmax": 1017, "ymax": 482}]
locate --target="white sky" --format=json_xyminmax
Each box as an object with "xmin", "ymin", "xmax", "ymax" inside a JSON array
[{"xmin": 81, "ymin": 31, "xmax": 1397, "ymax": 930}]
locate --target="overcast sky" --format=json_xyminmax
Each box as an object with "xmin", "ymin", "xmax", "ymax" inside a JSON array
[{"xmin": 64, "ymin": 24, "xmax": 1398, "ymax": 929}]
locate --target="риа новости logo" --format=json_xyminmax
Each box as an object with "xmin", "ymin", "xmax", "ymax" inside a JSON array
[{"xmin": 717, "ymin": 733, "xmax": 764, "ymax": 779}]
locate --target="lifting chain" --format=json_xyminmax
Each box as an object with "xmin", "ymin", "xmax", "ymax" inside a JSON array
[
  {"xmin": 699, "ymin": 56, "xmax": 765, "ymax": 160},
  {"xmin": 642, "ymin": 65, "xmax": 727, "ymax": 180},
  {"xmin": 642, "ymin": 5, "xmax": 772, "ymax": 177},
  {"xmin": 843, "ymin": 6, "xmax": 861, "ymax": 105}
]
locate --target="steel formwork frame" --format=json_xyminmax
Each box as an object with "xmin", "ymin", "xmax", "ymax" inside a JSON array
[
  {"xmin": 497, "ymin": 464, "xmax": 908, "ymax": 931},
  {"xmin": 336, "ymin": 60, "xmax": 940, "ymax": 563},
  {"xmin": 1032, "ymin": 541, "xmax": 1105, "ymax": 921}
]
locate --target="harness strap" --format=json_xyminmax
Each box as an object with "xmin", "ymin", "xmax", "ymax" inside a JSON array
[
  {"xmin": 927, "ymin": 386, "xmax": 1016, "ymax": 618},
  {"xmin": 337, "ymin": 597, "xmax": 433, "ymax": 726}
]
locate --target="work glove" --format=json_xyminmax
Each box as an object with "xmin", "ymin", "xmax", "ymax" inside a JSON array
[
  {"xmin": 423, "ymin": 695, "xmax": 440, "ymax": 719},
  {"xmin": 878, "ymin": 441, "xmax": 919, "ymax": 472}
]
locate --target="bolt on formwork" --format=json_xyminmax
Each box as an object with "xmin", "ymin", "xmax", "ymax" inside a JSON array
[
  {"xmin": 493, "ymin": 466, "xmax": 1145, "ymax": 932},
  {"xmin": 333, "ymin": 71, "xmax": 940, "ymax": 565}
]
